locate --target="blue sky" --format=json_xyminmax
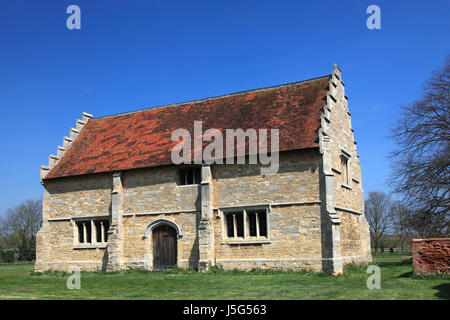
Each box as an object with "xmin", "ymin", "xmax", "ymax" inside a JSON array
[{"xmin": 0, "ymin": 0, "xmax": 449, "ymax": 215}]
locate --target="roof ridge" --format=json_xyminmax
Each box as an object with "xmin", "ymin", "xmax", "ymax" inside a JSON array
[{"xmin": 94, "ymin": 74, "xmax": 331, "ymax": 120}]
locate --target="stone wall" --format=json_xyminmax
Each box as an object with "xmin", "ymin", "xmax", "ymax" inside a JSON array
[
  {"xmin": 35, "ymin": 220, "xmax": 107, "ymax": 271},
  {"xmin": 43, "ymin": 173, "xmax": 112, "ymax": 220},
  {"xmin": 212, "ymin": 150, "xmax": 324, "ymax": 271},
  {"xmin": 213, "ymin": 204, "xmax": 323, "ymax": 271},
  {"xmin": 317, "ymin": 65, "xmax": 371, "ymax": 273},
  {"xmin": 326, "ymin": 67, "xmax": 364, "ymax": 216},
  {"xmin": 412, "ymin": 238, "xmax": 450, "ymax": 275},
  {"xmin": 35, "ymin": 173, "xmax": 112, "ymax": 271},
  {"xmin": 36, "ymin": 150, "xmax": 327, "ymax": 272},
  {"xmin": 338, "ymin": 210, "xmax": 371, "ymax": 264},
  {"xmin": 120, "ymin": 165, "xmax": 201, "ymax": 269},
  {"xmin": 122, "ymin": 166, "xmax": 199, "ymax": 214},
  {"xmin": 121, "ymin": 213, "xmax": 200, "ymax": 270},
  {"xmin": 213, "ymin": 150, "xmax": 320, "ymax": 207}
]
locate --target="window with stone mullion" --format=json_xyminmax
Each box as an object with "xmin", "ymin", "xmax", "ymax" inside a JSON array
[{"xmin": 225, "ymin": 209, "xmax": 268, "ymax": 239}]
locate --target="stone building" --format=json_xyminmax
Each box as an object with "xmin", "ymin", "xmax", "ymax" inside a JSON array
[{"xmin": 36, "ymin": 65, "xmax": 371, "ymax": 274}]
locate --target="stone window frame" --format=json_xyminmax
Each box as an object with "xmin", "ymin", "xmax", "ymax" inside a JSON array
[
  {"xmin": 72, "ymin": 216, "xmax": 110, "ymax": 249},
  {"xmin": 219, "ymin": 205, "xmax": 271, "ymax": 244},
  {"xmin": 339, "ymin": 149, "xmax": 352, "ymax": 189},
  {"xmin": 178, "ymin": 166, "xmax": 202, "ymax": 186}
]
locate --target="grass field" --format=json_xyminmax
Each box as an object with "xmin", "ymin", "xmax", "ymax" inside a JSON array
[{"xmin": 0, "ymin": 255, "xmax": 448, "ymax": 300}]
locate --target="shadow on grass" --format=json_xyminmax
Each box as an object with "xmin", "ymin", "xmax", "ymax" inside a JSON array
[
  {"xmin": 433, "ymin": 283, "xmax": 450, "ymax": 299},
  {"xmin": 397, "ymin": 271, "xmax": 414, "ymax": 278},
  {"xmin": 377, "ymin": 258, "xmax": 412, "ymax": 268}
]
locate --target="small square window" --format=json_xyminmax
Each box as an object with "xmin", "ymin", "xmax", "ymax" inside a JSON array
[{"xmin": 179, "ymin": 167, "xmax": 201, "ymax": 185}]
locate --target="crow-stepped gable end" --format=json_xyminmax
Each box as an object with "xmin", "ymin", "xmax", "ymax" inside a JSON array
[
  {"xmin": 36, "ymin": 65, "xmax": 371, "ymax": 275},
  {"xmin": 40, "ymin": 112, "xmax": 93, "ymax": 181}
]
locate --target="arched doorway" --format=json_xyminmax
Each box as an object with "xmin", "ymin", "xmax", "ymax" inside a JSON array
[{"xmin": 152, "ymin": 224, "xmax": 177, "ymax": 271}]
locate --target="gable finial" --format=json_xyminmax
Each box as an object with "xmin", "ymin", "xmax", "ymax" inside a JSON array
[{"xmin": 332, "ymin": 63, "xmax": 342, "ymax": 80}]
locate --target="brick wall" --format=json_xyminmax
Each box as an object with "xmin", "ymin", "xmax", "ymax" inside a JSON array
[{"xmin": 412, "ymin": 238, "xmax": 450, "ymax": 275}]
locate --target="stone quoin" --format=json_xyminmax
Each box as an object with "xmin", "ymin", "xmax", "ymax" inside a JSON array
[{"xmin": 36, "ymin": 64, "xmax": 371, "ymax": 274}]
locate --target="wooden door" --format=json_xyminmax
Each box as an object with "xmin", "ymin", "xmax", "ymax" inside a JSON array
[{"xmin": 152, "ymin": 225, "xmax": 177, "ymax": 271}]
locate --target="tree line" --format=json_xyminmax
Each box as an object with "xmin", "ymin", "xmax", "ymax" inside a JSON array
[{"xmin": 365, "ymin": 191, "xmax": 431, "ymax": 253}]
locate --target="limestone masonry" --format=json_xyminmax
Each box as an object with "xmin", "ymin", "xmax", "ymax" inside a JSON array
[{"xmin": 36, "ymin": 65, "xmax": 371, "ymax": 274}]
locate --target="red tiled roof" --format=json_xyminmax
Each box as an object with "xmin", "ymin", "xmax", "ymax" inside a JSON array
[{"xmin": 44, "ymin": 75, "xmax": 330, "ymax": 179}]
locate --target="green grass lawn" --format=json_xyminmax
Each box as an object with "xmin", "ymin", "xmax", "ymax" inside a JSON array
[{"xmin": 0, "ymin": 256, "xmax": 448, "ymax": 300}]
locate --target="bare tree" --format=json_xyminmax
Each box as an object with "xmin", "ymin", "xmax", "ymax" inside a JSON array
[
  {"xmin": 389, "ymin": 56, "xmax": 449, "ymax": 237},
  {"xmin": 390, "ymin": 201, "xmax": 412, "ymax": 252},
  {"xmin": 403, "ymin": 208, "xmax": 447, "ymax": 239},
  {"xmin": 0, "ymin": 199, "xmax": 42, "ymax": 261},
  {"xmin": 365, "ymin": 191, "xmax": 392, "ymax": 253}
]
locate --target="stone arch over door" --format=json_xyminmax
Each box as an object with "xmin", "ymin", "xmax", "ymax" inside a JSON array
[{"xmin": 143, "ymin": 219, "xmax": 183, "ymax": 270}]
